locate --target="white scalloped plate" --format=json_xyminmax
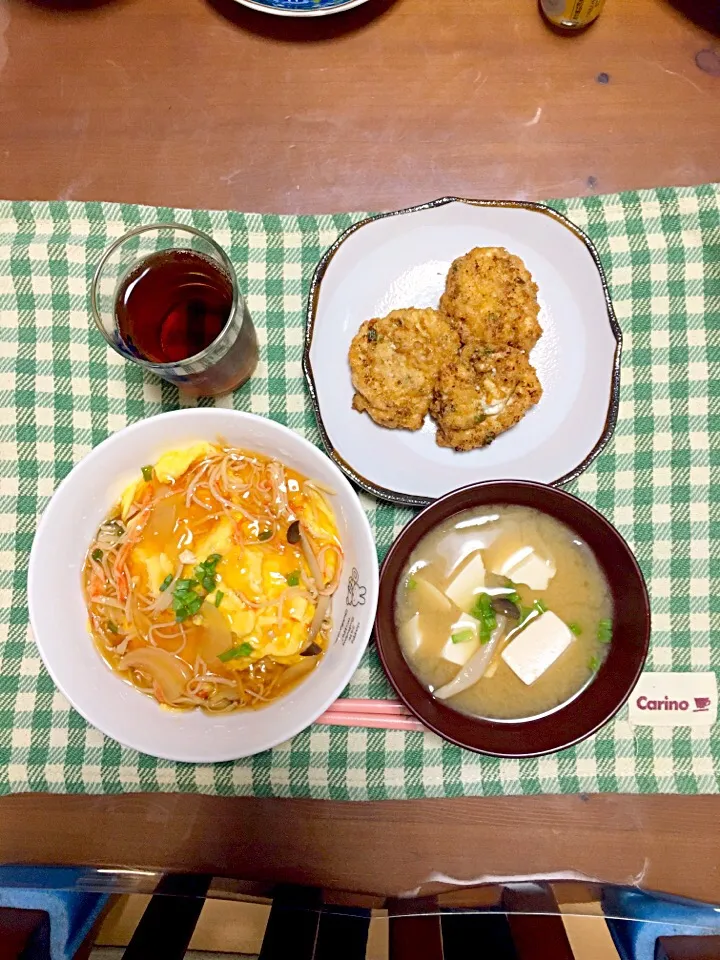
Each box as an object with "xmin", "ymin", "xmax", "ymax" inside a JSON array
[{"xmin": 304, "ymin": 198, "xmax": 621, "ymax": 507}]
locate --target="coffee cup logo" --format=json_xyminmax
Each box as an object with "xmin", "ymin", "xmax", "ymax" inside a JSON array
[{"xmin": 630, "ymin": 674, "xmax": 717, "ymax": 727}]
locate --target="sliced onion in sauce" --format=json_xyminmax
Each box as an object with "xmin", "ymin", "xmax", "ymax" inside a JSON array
[
  {"xmin": 276, "ymin": 656, "xmax": 319, "ymax": 691},
  {"xmin": 120, "ymin": 647, "xmax": 192, "ymax": 704},
  {"xmin": 198, "ymin": 602, "xmax": 234, "ymax": 662},
  {"xmin": 143, "ymin": 497, "xmax": 178, "ymax": 546}
]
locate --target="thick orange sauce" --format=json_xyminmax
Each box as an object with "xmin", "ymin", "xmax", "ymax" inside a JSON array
[{"xmin": 83, "ymin": 444, "xmax": 342, "ymax": 712}]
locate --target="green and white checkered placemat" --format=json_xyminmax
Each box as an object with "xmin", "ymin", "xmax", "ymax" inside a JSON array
[{"xmin": 0, "ymin": 185, "xmax": 718, "ymax": 799}]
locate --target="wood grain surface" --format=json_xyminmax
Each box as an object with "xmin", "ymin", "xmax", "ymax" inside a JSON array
[
  {"xmin": 1, "ymin": 793, "xmax": 720, "ymax": 903},
  {"xmin": 1, "ymin": 0, "xmax": 719, "ymax": 902},
  {"xmin": 0, "ymin": 0, "xmax": 718, "ymax": 213}
]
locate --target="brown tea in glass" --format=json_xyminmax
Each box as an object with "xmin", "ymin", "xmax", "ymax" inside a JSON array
[
  {"xmin": 116, "ymin": 249, "xmax": 233, "ymax": 364},
  {"xmin": 91, "ymin": 224, "xmax": 258, "ymax": 397}
]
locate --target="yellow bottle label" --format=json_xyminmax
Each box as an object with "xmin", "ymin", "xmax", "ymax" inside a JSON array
[{"xmin": 541, "ymin": 0, "xmax": 606, "ymax": 26}]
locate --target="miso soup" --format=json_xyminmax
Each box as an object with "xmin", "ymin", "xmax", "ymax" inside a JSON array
[{"xmin": 395, "ymin": 505, "xmax": 613, "ymax": 721}]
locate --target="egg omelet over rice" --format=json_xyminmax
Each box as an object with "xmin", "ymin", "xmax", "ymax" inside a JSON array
[
  {"xmin": 83, "ymin": 442, "xmax": 343, "ymax": 713},
  {"xmin": 347, "ymin": 246, "xmax": 543, "ymax": 451}
]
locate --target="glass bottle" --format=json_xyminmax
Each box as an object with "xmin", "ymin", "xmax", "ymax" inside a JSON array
[{"xmin": 540, "ymin": 0, "xmax": 606, "ymax": 30}]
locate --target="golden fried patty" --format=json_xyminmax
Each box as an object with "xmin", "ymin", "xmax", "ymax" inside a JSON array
[
  {"xmin": 349, "ymin": 308, "xmax": 460, "ymax": 431},
  {"xmin": 430, "ymin": 341, "xmax": 543, "ymax": 451},
  {"xmin": 440, "ymin": 247, "xmax": 542, "ymax": 352}
]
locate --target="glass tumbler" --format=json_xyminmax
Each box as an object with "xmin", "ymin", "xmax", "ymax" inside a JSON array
[{"xmin": 90, "ymin": 223, "xmax": 258, "ymax": 398}]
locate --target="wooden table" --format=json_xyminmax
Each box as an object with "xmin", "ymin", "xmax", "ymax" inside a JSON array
[{"xmin": 1, "ymin": 0, "xmax": 720, "ymax": 905}]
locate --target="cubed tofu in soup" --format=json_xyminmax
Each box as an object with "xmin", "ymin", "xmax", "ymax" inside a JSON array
[
  {"xmin": 414, "ymin": 576, "xmax": 452, "ymax": 612},
  {"xmin": 402, "ymin": 613, "xmax": 424, "ymax": 657},
  {"xmin": 444, "ymin": 552, "xmax": 486, "ymax": 609},
  {"xmin": 440, "ymin": 613, "xmax": 480, "ymax": 666},
  {"xmin": 493, "ymin": 546, "xmax": 556, "ymax": 591},
  {"xmin": 501, "ymin": 612, "xmax": 574, "ymax": 686},
  {"xmin": 395, "ymin": 504, "xmax": 613, "ymax": 721}
]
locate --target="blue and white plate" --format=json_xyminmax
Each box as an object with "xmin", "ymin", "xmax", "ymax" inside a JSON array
[{"xmin": 232, "ymin": 0, "xmax": 370, "ymax": 16}]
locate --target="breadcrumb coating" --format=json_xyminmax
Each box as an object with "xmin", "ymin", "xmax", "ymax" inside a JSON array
[
  {"xmin": 430, "ymin": 341, "xmax": 543, "ymax": 451},
  {"xmin": 349, "ymin": 308, "xmax": 460, "ymax": 431},
  {"xmin": 440, "ymin": 246, "xmax": 542, "ymax": 352}
]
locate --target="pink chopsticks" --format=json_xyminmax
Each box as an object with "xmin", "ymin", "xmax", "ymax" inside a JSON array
[{"xmin": 316, "ymin": 698, "xmax": 427, "ymax": 732}]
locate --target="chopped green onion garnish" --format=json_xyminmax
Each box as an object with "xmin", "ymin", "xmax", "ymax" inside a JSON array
[
  {"xmin": 507, "ymin": 591, "xmax": 521, "ymax": 604},
  {"xmin": 218, "ymin": 642, "xmax": 253, "ymax": 663},
  {"xmin": 407, "ymin": 577, "xmax": 417, "ymax": 591},
  {"xmin": 472, "ymin": 593, "xmax": 497, "ymax": 623},
  {"xmin": 176, "ymin": 578, "xmax": 198, "ymax": 590},
  {"xmin": 214, "ymin": 591, "xmax": 224, "ymax": 607},
  {"xmin": 471, "ymin": 593, "xmax": 497, "ymax": 644},
  {"xmin": 470, "ymin": 593, "xmax": 490, "ymax": 619},
  {"xmin": 141, "ymin": 465, "xmax": 153, "ymax": 482},
  {"xmin": 91, "ymin": 548, "xmax": 103, "ymax": 562},
  {"xmin": 171, "ymin": 555, "xmax": 225, "ymax": 622},
  {"xmin": 470, "ymin": 593, "xmax": 497, "ymax": 644},
  {"xmin": 106, "ymin": 620, "xmax": 119, "ymax": 634},
  {"xmin": 159, "ymin": 574, "xmax": 173, "ymax": 592},
  {"xmin": 286, "ymin": 570, "xmax": 301, "ymax": 587},
  {"xmin": 534, "ymin": 599, "xmax": 548, "ymax": 614},
  {"xmin": 172, "ymin": 582, "xmax": 203, "ymax": 622},
  {"xmin": 194, "ymin": 555, "xmax": 221, "ymax": 594},
  {"xmin": 258, "ymin": 529, "xmax": 273, "ymax": 541},
  {"xmin": 174, "ymin": 602, "xmax": 202, "ymax": 621},
  {"xmin": 588, "ymin": 655, "xmax": 600, "ymax": 672},
  {"xmin": 568, "ymin": 622, "xmax": 583, "ymax": 636},
  {"xmin": 451, "ymin": 628, "xmax": 475, "ymax": 644},
  {"xmin": 597, "ymin": 618, "xmax": 612, "ymax": 643}
]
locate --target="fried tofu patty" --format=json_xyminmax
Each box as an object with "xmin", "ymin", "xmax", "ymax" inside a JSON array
[
  {"xmin": 440, "ymin": 247, "xmax": 542, "ymax": 352},
  {"xmin": 349, "ymin": 308, "xmax": 460, "ymax": 431},
  {"xmin": 430, "ymin": 341, "xmax": 542, "ymax": 451}
]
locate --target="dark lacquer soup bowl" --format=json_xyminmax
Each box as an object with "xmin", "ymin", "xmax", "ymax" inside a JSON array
[{"xmin": 375, "ymin": 481, "xmax": 651, "ymax": 758}]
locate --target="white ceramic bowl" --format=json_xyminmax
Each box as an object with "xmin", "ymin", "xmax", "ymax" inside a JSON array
[{"xmin": 28, "ymin": 410, "xmax": 378, "ymax": 762}]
